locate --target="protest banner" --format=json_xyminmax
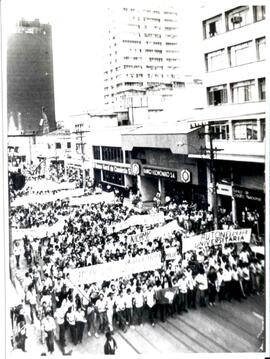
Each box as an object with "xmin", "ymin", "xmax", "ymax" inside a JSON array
[
  {"xmin": 148, "ymin": 219, "xmax": 185, "ymax": 241},
  {"xmin": 69, "ymin": 192, "xmax": 115, "ymax": 206},
  {"xmin": 69, "ymin": 251, "xmax": 162, "ymax": 285},
  {"xmin": 11, "ymin": 217, "xmax": 67, "ymax": 241},
  {"xmin": 108, "ymin": 212, "xmax": 165, "ymax": 234},
  {"xmin": 182, "ymin": 228, "xmax": 252, "ymax": 253},
  {"xmin": 127, "ymin": 231, "xmax": 150, "ymax": 245},
  {"xmin": 165, "ymin": 246, "xmax": 178, "ymax": 260},
  {"xmin": 11, "ymin": 188, "xmax": 84, "ymax": 207}
]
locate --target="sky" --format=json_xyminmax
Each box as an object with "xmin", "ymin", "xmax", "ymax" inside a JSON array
[{"xmin": 3, "ymin": 0, "xmax": 204, "ymax": 124}]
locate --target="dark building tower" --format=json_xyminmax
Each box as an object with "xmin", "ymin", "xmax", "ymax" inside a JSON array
[{"xmin": 7, "ymin": 18, "xmax": 56, "ymax": 134}]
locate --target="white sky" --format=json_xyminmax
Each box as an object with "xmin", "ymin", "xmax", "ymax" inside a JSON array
[{"xmin": 3, "ymin": 0, "xmax": 206, "ymax": 123}]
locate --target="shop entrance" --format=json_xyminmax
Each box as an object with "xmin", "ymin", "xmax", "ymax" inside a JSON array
[{"xmin": 139, "ymin": 176, "xmax": 158, "ymax": 202}]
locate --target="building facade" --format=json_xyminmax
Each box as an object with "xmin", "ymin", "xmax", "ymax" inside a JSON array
[
  {"xmin": 188, "ymin": 4, "xmax": 266, "ymax": 231},
  {"xmin": 103, "ymin": 2, "xmax": 182, "ymax": 108},
  {"xmin": 7, "ymin": 18, "xmax": 56, "ymax": 134}
]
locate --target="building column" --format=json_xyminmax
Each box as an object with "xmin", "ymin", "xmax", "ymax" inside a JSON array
[
  {"xmin": 158, "ymin": 178, "xmax": 166, "ymax": 204},
  {"xmin": 206, "ymin": 165, "xmax": 213, "ymax": 210},
  {"xmin": 231, "ymin": 195, "xmax": 237, "ymax": 225}
]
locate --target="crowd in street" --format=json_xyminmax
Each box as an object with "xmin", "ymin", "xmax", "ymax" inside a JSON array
[{"xmin": 10, "ymin": 186, "xmax": 264, "ymax": 355}]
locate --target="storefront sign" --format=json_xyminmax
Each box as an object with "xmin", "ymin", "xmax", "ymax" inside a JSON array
[
  {"xmin": 217, "ymin": 183, "xmax": 232, "ymax": 197},
  {"xmin": 94, "ymin": 162, "xmax": 131, "ymax": 175},
  {"xmin": 232, "ymin": 186, "xmax": 264, "ymax": 202},
  {"xmin": 69, "ymin": 251, "xmax": 162, "ymax": 285},
  {"xmin": 180, "ymin": 169, "xmax": 191, "ymax": 183},
  {"xmin": 182, "ymin": 228, "xmax": 252, "ymax": 252},
  {"xmin": 142, "ymin": 167, "xmax": 177, "ymax": 180}
]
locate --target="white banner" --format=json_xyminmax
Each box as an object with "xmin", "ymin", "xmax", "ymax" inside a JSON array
[
  {"xmin": 69, "ymin": 252, "xmax": 162, "ymax": 285},
  {"xmin": 148, "ymin": 219, "xmax": 185, "ymax": 241},
  {"xmin": 11, "ymin": 188, "xmax": 84, "ymax": 207},
  {"xmin": 109, "ymin": 213, "xmax": 165, "ymax": 234},
  {"xmin": 69, "ymin": 192, "xmax": 115, "ymax": 206},
  {"xmin": 11, "ymin": 218, "xmax": 67, "ymax": 241},
  {"xmin": 165, "ymin": 246, "xmax": 178, "ymax": 260},
  {"xmin": 182, "ymin": 228, "xmax": 252, "ymax": 253}
]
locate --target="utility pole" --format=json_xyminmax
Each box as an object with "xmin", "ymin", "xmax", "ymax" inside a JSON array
[{"xmin": 199, "ymin": 125, "xmax": 223, "ymax": 230}]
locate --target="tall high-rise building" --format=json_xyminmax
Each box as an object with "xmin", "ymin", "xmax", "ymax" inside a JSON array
[
  {"xmin": 7, "ymin": 18, "xmax": 56, "ymax": 134},
  {"xmin": 103, "ymin": 2, "xmax": 182, "ymax": 108}
]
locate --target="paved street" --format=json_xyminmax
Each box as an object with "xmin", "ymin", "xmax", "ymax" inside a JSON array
[{"xmin": 11, "ymin": 293, "xmax": 263, "ymax": 356}]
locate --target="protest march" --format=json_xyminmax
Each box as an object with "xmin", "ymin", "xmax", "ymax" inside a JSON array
[{"xmin": 9, "ymin": 178, "xmax": 265, "ymax": 355}]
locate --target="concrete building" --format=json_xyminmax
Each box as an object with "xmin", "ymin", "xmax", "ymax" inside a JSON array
[
  {"xmin": 103, "ymin": 2, "xmax": 182, "ymax": 109},
  {"xmin": 187, "ymin": 4, "xmax": 266, "ymax": 230},
  {"xmin": 7, "ymin": 18, "xmax": 56, "ymax": 134}
]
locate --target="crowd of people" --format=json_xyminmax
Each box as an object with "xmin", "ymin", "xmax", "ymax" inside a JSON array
[{"xmin": 10, "ymin": 184, "xmax": 264, "ymax": 354}]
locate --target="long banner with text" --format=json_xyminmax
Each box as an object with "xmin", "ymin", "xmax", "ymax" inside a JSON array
[
  {"xmin": 182, "ymin": 228, "xmax": 252, "ymax": 253},
  {"xmin": 69, "ymin": 251, "xmax": 162, "ymax": 285}
]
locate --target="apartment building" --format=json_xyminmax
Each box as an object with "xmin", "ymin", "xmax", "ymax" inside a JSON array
[
  {"xmin": 103, "ymin": 2, "xmax": 182, "ymax": 108},
  {"xmin": 189, "ymin": 4, "xmax": 266, "ymax": 230}
]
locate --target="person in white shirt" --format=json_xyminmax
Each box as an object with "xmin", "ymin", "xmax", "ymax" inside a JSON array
[
  {"xmin": 223, "ymin": 264, "xmax": 233, "ymax": 302},
  {"xmin": 75, "ymin": 306, "xmax": 87, "ymax": 344},
  {"xmin": 66, "ymin": 306, "xmax": 77, "ymax": 345},
  {"xmin": 96, "ymin": 293, "xmax": 108, "ymax": 335},
  {"xmin": 26, "ymin": 285, "xmax": 38, "ymax": 324},
  {"xmin": 134, "ymin": 287, "xmax": 144, "ymax": 327},
  {"xmin": 145, "ymin": 284, "xmax": 156, "ymax": 326},
  {"xmin": 106, "ymin": 292, "xmax": 116, "ymax": 333},
  {"xmin": 124, "ymin": 288, "xmax": 134, "ymax": 327},
  {"xmin": 42, "ymin": 312, "xmax": 56, "ymax": 354},
  {"xmin": 216, "ymin": 268, "xmax": 225, "ymax": 301},
  {"xmin": 13, "ymin": 240, "xmax": 23, "ymax": 269},
  {"xmin": 115, "ymin": 291, "xmax": 127, "ymax": 332},
  {"xmin": 178, "ymin": 273, "xmax": 188, "ymax": 313},
  {"xmin": 54, "ymin": 304, "xmax": 66, "ymax": 349},
  {"xmin": 195, "ymin": 268, "xmax": 208, "ymax": 307}
]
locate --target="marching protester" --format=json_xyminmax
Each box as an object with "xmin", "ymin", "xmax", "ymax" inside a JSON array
[{"xmin": 42, "ymin": 311, "xmax": 56, "ymax": 354}]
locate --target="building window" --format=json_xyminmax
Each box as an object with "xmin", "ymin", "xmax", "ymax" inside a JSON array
[
  {"xmin": 253, "ymin": 6, "xmax": 265, "ymax": 22},
  {"xmin": 125, "ymin": 150, "xmax": 131, "ymax": 164},
  {"xmin": 226, "ymin": 6, "xmax": 250, "ymax": 31},
  {"xmin": 93, "ymin": 146, "xmax": 101, "ymax": 160},
  {"xmin": 256, "ymin": 37, "xmax": 266, "ymax": 60},
  {"xmin": 231, "ymin": 80, "xmax": 255, "ymax": 103},
  {"xmin": 203, "ymin": 15, "xmax": 222, "ymax": 39},
  {"xmin": 101, "ymin": 146, "xmax": 123, "ymax": 163},
  {"xmin": 233, "ymin": 121, "xmax": 258, "ymax": 140},
  {"xmin": 205, "ymin": 49, "xmax": 225, "ymax": 71},
  {"xmin": 260, "ymin": 119, "xmax": 265, "ymax": 141},
  {"xmin": 67, "ymin": 142, "xmax": 71, "ymax": 149},
  {"xmin": 55, "ymin": 142, "xmax": 61, "ymax": 149},
  {"xmin": 229, "ymin": 41, "xmax": 253, "ymax": 66},
  {"xmin": 258, "ymin": 78, "xmax": 266, "ymax": 100},
  {"xmin": 211, "ymin": 123, "xmax": 230, "ymax": 140},
  {"xmin": 207, "ymin": 85, "xmax": 228, "ymax": 106},
  {"xmin": 102, "ymin": 170, "xmax": 125, "ymax": 186}
]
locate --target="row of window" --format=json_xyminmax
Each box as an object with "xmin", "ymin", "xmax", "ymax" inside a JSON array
[
  {"xmin": 203, "ymin": 6, "xmax": 265, "ymax": 39},
  {"xmin": 93, "ymin": 146, "xmax": 132, "ymax": 164},
  {"xmin": 207, "ymin": 78, "xmax": 265, "ymax": 106},
  {"xmin": 211, "ymin": 119, "xmax": 265, "ymax": 141},
  {"xmin": 55, "ymin": 142, "xmax": 71, "ymax": 150},
  {"xmin": 205, "ymin": 37, "xmax": 266, "ymax": 72}
]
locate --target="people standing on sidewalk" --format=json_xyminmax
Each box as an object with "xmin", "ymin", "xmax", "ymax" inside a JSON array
[{"xmin": 42, "ymin": 311, "xmax": 56, "ymax": 354}]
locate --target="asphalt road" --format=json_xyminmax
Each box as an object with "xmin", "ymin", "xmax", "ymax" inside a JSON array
[{"xmin": 14, "ymin": 293, "xmax": 263, "ymax": 356}]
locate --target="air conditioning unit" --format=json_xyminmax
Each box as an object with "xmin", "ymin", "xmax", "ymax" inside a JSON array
[{"xmin": 231, "ymin": 15, "xmax": 242, "ymax": 24}]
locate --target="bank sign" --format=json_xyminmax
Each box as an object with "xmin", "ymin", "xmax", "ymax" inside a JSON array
[
  {"xmin": 142, "ymin": 167, "xmax": 177, "ymax": 180},
  {"xmin": 94, "ymin": 162, "xmax": 131, "ymax": 175}
]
